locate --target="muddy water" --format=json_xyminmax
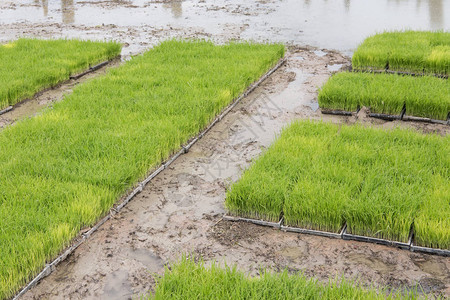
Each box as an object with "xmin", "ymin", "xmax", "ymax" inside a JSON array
[
  {"xmin": 21, "ymin": 48, "xmax": 450, "ymax": 299},
  {"xmin": 0, "ymin": 0, "xmax": 448, "ymax": 57}
]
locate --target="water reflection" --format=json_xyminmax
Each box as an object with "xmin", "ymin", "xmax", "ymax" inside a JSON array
[
  {"xmin": 427, "ymin": 0, "xmax": 443, "ymax": 30},
  {"xmin": 304, "ymin": 0, "xmax": 445, "ymax": 32},
  {"xmin": 163, "ymin": 1, "xmax": 183, "ymax": 19},
  {"xmin": 34, "ymin": 0, "xmax": 48, "ymax": 16},
  {"xmin": 61, "ymin": 0, "xmax": 74, "ymax": 24},
  {"xmin": 386, "ymin": 0, "xmax": 444, "ymax": 30}
]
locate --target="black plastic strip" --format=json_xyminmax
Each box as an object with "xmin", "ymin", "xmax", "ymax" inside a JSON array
[
  {"xmin": 411, "ymin": 244, "xmax": 450, "ymax": 256},
  {"xmin": 223, "ymin": 215, "xmax": 283, "ymax": 229},
  {"xmin": 321, "ymin": 109, "xmax": 353, "ymax": 116},
  {"xmin": 351, "ymin": 69, "xmax": 448, "ymax": 79},
  {"xmin": 401, "ymin": 115, "xmax": 448, "ymax": 125},
  {"xmin": 281, "ymin": 223, "xmax": 346, "ymax": 239},
  {"xmin": 69, "ymin": 59, "xmax": 114, "ymax": 80},
  {"xmin": 368, "ymin": 112, "xmax": 401, "ymax": 121},
  {"xmin": 0, "ymin": 106, "xmax": 13, "ymax": 116},
  {"xmin": 342, "ymin": 227, "xmax": 412, "ymax": 250}
]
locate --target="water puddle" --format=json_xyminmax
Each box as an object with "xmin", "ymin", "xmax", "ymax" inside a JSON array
[
  {"xmin": 128, "ymin": 248, "xmax": 164, "ymax": 271},
  {"xmin": 347, "ymin": 253, "xmax": 395, "ymax": 274},
  {"xmin": 313, "ymin": 50, "xmax": 328, "ymax": 57},
  {"xmin": 102, "ymin": 270, "xmax": 132, "ymax": 300},
  {"xmin": 327, "ymin": 64, "xmax": 343, "ymax": 72}
]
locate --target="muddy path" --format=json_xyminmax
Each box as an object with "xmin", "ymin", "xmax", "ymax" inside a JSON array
[
  {"xmin": 21, "ymin": 48, "xmax": 450, "ymax": 300},
  {"xmin": 0, "ymin": 59, "xmax": 121, "ymax": 130}
]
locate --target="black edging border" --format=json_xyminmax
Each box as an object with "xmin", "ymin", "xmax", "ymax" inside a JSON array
[
  {"xmin": 0, "ymin": 59, "xmax": 117, "ymax": 118},
  {"xmin": 321, "ymin": 109, "xmax": 450, "ymax": 125},
  {"xmin": 223, "ymin": 215, "xmax": 450, "ymax": 257},
  {"xmin": 350, "ymin": 68, "xmax": 449, "ymax": 79},
  {"xmin": 12, "ymin": 57, "xmax": 286, "ymax": 300}
]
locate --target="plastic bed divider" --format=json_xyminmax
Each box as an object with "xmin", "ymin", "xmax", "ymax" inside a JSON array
[
  {"xmin": 223, "ymin": 215, "xmax": 283, "ymax": 229},
  {"xmin": 342, "ymin": 226, "xmax": 413, "ymax": 250},
  {"xmin": 351, "ymin": 69, "xmax": 449, "ymax": 79},
  {"xmin": 69, "ymin": 59, "xmax": 115, "ymax": 80},
  {"xmin": 13, "ymin": 57, "xmax": 286, "ymax": 300},
  {"xmin": 411, "ymin": 244, "xmax": 450, "ymax": 257},
  {"xmin": 281, "ymin": 223, "xmax": 346, "ymax": 239},
  {"xmin": 223, "ymin": 213, "xmax": 449, "ymax": 256},
  {"xmin": 0, "ymin": 105, "xmax": 13, "ymax": 116}
]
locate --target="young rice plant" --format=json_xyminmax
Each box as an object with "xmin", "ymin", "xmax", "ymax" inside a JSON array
[
  {"xmin": 0, "ymin": 40, "xmax": 284, "ymax": 299},
  {"xmin": 352, "ymin": 31, "xmax": 450, "ymax": 75},
  {"xmin": 146, "ymin": 256, "xmax": 425, "ymax": 299},
  {"xmin": 318, "ymin": 72, "xmax": 450, "ymax": 120},
  {"xmin": 0, "ymin": 38, "xmax": 121, "ymax": 110},
  {"xmin": 225, "ymin": 121, "xmax": 449, "ymax": 247}
]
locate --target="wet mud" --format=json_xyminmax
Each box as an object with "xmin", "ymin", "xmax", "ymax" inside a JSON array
[{"xmin": 20, "ymin": 48, "xmax": 450, "ymax": 299}]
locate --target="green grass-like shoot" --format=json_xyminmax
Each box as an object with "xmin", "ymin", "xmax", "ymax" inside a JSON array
[
  {"xmin": 0, "ymin": 38, "xmax": 122, "ymax": 110},
  {"xmin": 318, "ymin": 72, "xmax": 450, "ymax": 120},
  {"xmin": 352, "ymin": 31, "xmax": 450, "ymax": 75},
  {"xmin": 0, "ymin": 40, "xmax": 285, "ymax": 299},
  {"xmin": 225, "ymin": 121, "xmax": 449, "ymax": 246},
  {"xmin": 146, "ymin": 256, "xmax": 426, "ymax": 299}
]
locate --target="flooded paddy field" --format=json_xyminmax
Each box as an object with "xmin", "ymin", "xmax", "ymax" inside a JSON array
[
  {"xmin": 1, "ymin": 0, "xmax": 449, "ymax": 299},
  {"xmin": 1, "ymin": 0, "xmax": 449, "ymax": 57}
]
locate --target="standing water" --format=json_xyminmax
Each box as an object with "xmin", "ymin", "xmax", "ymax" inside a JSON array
[{"xmin": 0, "ymin": 0, "xmax": 448, "ymax": 56}]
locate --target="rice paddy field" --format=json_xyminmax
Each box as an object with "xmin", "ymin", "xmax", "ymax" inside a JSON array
[
  {"xmin": 352, "ymin": 31, "xmax": 450, "ymax": 75},
  {"xmin": 147, "ymin": 257, "xmax": 422, "ymax": 300},
  {"xmin": 318, "ymin": 72, "xmax": 450, "ymax": 120},
  {"xmin": 0, "ymin": 38, "xmax": 121, "ymax": 110},
  {"xmin": 0, "ymin": 40, "xmax": 284, "ymax": 299},
  {"xmin": 225, "ymin": 121, "xmax": 450, "ymax": 248}
]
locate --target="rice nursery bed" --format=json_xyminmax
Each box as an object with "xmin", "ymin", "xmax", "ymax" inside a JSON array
[
  {"xmin": 0, "ymin": 40, "xmax": 284, "ymax": 299},
  {"xmin": 0, "ymin": 38, "xmax": 121, "ymax": 111},
  {"xmin": 352, "ymin": 31, "xmax": 450, "ymax": 75},
  {"xmin": 225, "ymin": 121, "xmax": 449, "ymax": 251},
  {"xmin": 318, "ymin": 72, "xmax": 450, "ymax": 121},
  {"xmin": 146, "ymin": 257, "xmax": 423, "ymax": 299}
]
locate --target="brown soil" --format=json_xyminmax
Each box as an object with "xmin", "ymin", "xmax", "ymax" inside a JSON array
[{"xmin": 19, "ymin": 47, "xmax": 450, "ymax": 300}]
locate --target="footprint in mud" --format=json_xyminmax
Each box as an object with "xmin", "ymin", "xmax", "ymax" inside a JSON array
[
  {"xmin": 128, "ymin": 248, "xmax": 164, "ymax": 271},
  {"xmin": 277, "ymin": 244, "xmax": 309, "ymax": 264},
  {"xmin": 102, "ymin": 270, "xmax": 132, "ymax": 300},
  {"xmin": 412, "ymin": 257, "xmax": 449, "ymax": 280},
  {"xmin": 346, "ymin": 253, "xmax": 395, "ymax": 275}
]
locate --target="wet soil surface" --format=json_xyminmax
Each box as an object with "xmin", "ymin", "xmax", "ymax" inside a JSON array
[
  {"xmin": 1, "ymin": 0, "xmax": 449, "ymax": 57},
  {"xmin": 21, "ymin": 48, "xmax": 450, "ymax": 299}
]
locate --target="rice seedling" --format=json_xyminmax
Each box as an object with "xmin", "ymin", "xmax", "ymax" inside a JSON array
[
  {"xmin": 414, "ymin": 175, "xmax": 450, "ymax": 249},
  {"xmin": 146, "ymin": 256, "xmax": 425, "ymax": 299},
  {"xmin": 318, "ymin": 72, "xmax": 450, "ymax": 120},
  {"xmin": 0, "ymin": 40, "xmax": 284, "ymax": 299},
  {"xmin": 226, "ymin": 121, "xmax": 449, "ymax": 245},
  {"xmin": 0, "ymin": 38, "xmax": 121, "ymax": 110},
  {"xmin": 352, "ymin": 31, "xmax": 450, "ymax": 75}
]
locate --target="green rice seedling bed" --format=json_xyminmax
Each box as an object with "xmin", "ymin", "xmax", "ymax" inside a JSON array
[
  {"xmin": 146, "ymin": 257, "xmax": 423, "ymax": 299},
  {"xmin": 0, "ymin": 38, "xmax": 121, "ymax": 111},
  {"xmin": 225, "ymin": 121, "xmax": 449, "ymax": 250},
  {"xmin": 14, "ymin": 56, "xmax": 287, "ymax": 300},
  {"xmin": 318, "ymin": 72, "xmax": 450, "ymax": 121},
  {"xmin": 0, "ymin": 40, "xmax": 284, "ymax": 299},
  {"xmin": 352, "ymin": 31, "xmax": 450, "ymax": 75}
]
